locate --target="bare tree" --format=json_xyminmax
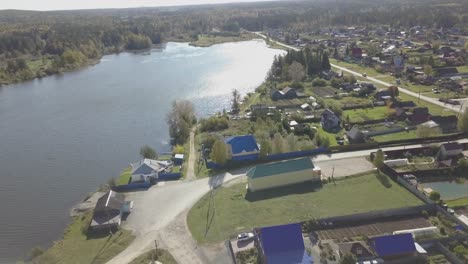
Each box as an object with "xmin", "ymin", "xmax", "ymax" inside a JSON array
[{"xmin": 288, "ymin": 61, "xmax": 305, "ymax": 84}]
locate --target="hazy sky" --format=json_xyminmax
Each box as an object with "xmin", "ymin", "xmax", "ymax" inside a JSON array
[{"xmin": 0, "ymin": 0, "xmax": 275, "ymax": 11}]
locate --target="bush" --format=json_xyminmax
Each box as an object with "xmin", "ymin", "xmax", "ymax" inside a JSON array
[
  {"xmin": 376, "ymin": 173, "xmax": 392, "ymax": 188},
  {"xmin": 199, "ymin": 116, "xmax": 229, "ymax": 132},
  {"xmin": 429, "ymin": 191, "xmax": 441, "ymax": 201},
  {"xmin": 311, "ymin": 77, "xmax": 328, "ymax": 87},
  {"xmin": 29, "ymin": 246, "xmax": 44, "ymax": 259}
]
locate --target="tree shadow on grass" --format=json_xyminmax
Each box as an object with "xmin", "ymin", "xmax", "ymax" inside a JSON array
[{"xmin": 245, "ymin": 181, "xmax": 323, "ymax": 202}]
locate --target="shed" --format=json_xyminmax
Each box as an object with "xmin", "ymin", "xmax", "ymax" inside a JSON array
[
  {"xmin": 255, "ymin": 223, "xmax": 313, "ymax": 264},
  {"xmin": 369, "ymin": 233, "xmax": 417, "ymax": 259},
  {"xmin": 346, "ymin": 126, "xmax": 365, "ymax": 144},
  {"xmin": 174, "ymin": 154, "xmax": 184, "ymax": 165},
  {"xmin": 247, "ymin": 158, "xmax": 320, "ymax": 192}
]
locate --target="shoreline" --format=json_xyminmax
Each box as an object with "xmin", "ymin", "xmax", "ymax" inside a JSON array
[{"xmin": 0, "ymin": 33, "xmax": 282, "ymax": 88}]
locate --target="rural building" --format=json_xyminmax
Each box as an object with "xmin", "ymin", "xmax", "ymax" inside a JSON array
[
  {"xmin": 321, "ymin": 108, "xmax": 341, "ymax": 132},
  {"xmin": 130, "ymin": 159, "xmax": 171, "ymax": 183},
  {"xmin": 437, "ymin": 142, "xmax": 463, "ymax": 160},
  {"xmin": 246, "ymin": 158, "xmax": 320, "ymax": 192},
  {"xmin": 351, "ymin": 47, "xmax": 363, "ymax": 59},
  {"xmin": 89, "ymin": 191, "xmax": 129, "ymax": 231},
  {"xmin": 374, "ymin": 89, "xmax": 392, "ymax": 101},
  {"xmin": 254, "ymin": 223, "xmax": 313, "ymax": 264},
  {"xmin": 430, "ymin": 115, "xmax": 458, "ymax": 133},
  {"xmin": 224, "ymin": 135, "xmax": 260, "ymax": 161},
  {"xmin": 407, "ymin": 107, "xmax": 429, "ymax": 125},
  {"xmin": 346, "ymin": 126, "xmax": 366, "ymax": 144},
  {"xmin": 270, "ymin": 86, "xmax": 298, "ymax": 100},
  {"xmin": 369, "ymin": 233, "xmax": 420, "ymax": 261},
  {"xmin": 174, "ymin": 154, "xmax": 184, "ymax": 165}
]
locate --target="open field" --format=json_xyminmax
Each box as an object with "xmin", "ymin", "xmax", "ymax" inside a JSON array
[
  {"xmin": 34, "ymin": 211, "xmax": 135, "ymax": 264},
  {"xmin": 187, "ymin": 173, "xmax": 422, "ymax": 244},
  {"xmin": 128, "ymin": 249, "xmax": 178, "ymax": 264},
  {"xmin": 316, "ymin": 216, "xmax": 431, "ymax": 240},
  {"xmin": 343, "ymin": 107, "xmax": 389, "ymax": 123},
  {"xmin": 447, "ymin": 197, "xmax": 468, "ymax": 208},
  {"xmin": 189, "ymin": 32, "xmax": 256, "ymax": 47}
]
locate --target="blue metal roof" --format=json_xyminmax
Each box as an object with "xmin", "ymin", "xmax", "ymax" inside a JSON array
[
  {"xmin": 258, "ymin": 223, "xmax": 313, "ymax": 264},
  {"xmin": 370, "ymin": 233, "xmax": 416, "ymax": 257},
  {"xmin": 224, "ymin": 135, "xmax": 259, "ymax": 155}
]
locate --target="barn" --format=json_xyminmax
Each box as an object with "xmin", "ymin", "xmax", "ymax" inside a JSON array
[{"xmin": 247, "ymin": 158, "xmax": 321, "ymax": 192}]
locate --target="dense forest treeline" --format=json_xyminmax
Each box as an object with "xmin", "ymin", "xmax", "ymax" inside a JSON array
[{"xmin": 1, "ymin": 0, "xmax": 468, "ymax": 84}]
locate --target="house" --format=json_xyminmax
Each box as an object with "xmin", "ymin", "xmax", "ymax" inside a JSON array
[
  {"xmin": 130, "ymin": 159, "xmax": 172, "ymax": 183},
  {"xmin": 346, "ymin": 126, "xmax": 366, "ymax": 144},
  {"xmin": 420, "ymin": 120, "xmax": 439, "ymax": 130},
  {"xmin": 255, "ymin": 223, "xmax": 313, "ymax": 264},
  {"xmin": 89, "ymin": 190, "xmax": 128, "ymax": 231},
  {"xmin": 407, "ymin": 107, "xmax": 429, "ymax": 125},
  {"xmin": 337, "ymin": 241, "xmax": 373, "ymax": 261},
  {"xmin": 437, "ymin": 142, "xmax": 463, "ymax": 160},
  {"xmin": 430, "ymin": 115, "xmax": 458, "ymax": 133},
  {"xmin": 321, "ymin": 108, "xmax": 341, "ymax": 132},
  {"xmin": 246, "ymin": 158, "xmax": 321, "ymax": 192},
  {"xmin": 271, "ymin": 87, "xmax": 299, "ymax": 100},
  {"xmin": 224, "ymin": 135, "xmax": 260, "ymax": 161},
  {"xmin": 369, "ymin": 233, "xmax": 418, "ymax": 261}
]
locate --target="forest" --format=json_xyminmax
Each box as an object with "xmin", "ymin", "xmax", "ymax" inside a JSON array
[{"xmin": 1, "ymin": 0, "xmax": 467, "ymax": 84}]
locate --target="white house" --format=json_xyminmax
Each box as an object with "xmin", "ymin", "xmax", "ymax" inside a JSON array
[{"xmin": 130, "ymin": 159, "xmax": 172, "ymax": 183}]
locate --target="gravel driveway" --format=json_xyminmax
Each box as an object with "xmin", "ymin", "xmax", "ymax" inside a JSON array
[{"xmin": 314, "ymin": 157, "xmax": 375, "ymax": 179}]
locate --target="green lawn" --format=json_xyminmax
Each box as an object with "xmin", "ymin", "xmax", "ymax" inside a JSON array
[
  {"xmin": 187, "ymin": 173, "xmax": 422, "ymax": 244},
  {"xmin": 34, "ymin": 211, "xmax": 135, "ymax": 264},
  {"xmin": 343, "ymin": 107, "xmax": 389, "ymax": 123},
  {"xmin": 446, "ymin": 197, "xmax": 468, "ymax": 208},
  {"xmin": 371, "ymin": 130, "xmax": 418, "ymax": 142},
  {"xmin": 117, "ymin": 167, "xmax": 132, "ymax": 185},
  {"xmin": 457, "ymin": 65, "xmax": 468, "ymax": 73},
  {"xmin": 129, "ymin": 249, "xmax": 178, "ymax": 264}
]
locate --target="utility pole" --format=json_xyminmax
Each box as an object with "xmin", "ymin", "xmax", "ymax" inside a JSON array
[{"xmin": 331, "ymin": 166, "xmax": 336, "ymax": 185}]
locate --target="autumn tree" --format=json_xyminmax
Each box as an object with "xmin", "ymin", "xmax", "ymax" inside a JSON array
[
  {"xmin": 388, "ymin": 86, "xmax": 399, "ymax": 99},
  {"xmin": 459, "ymin": 108, "xmax": 468, "ymax": 132},
  {"xmin": 210, "ymin": 139, "xmax": 228, "ymax": 165},
  {"xmin": 272, "ymin": 133, "xmax": 285, "ymax": 154},
  {"xmin": 166, "ymin": 100, "xmax": 196, "ymax": 145},
  {"xmin": 288, "ymin": 61, "xmax": 305, "ymax": 84}
]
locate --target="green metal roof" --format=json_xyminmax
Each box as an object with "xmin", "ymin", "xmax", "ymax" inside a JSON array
[{"xmin": 247, "ymin": 158, "xmax": 315, "ymax": 179}]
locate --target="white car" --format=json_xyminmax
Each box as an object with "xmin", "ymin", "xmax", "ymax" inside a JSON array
[
  {"xmin": 237, "ymin": 232, "xmax": 254, "ymax": 242},
  {"xmin": 447, "ymin": 208, "xmax": 455, "ymax": 214}
]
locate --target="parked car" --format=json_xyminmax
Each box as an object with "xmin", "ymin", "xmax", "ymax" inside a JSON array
[
  {"xmin": 362, "ymin": 73, "xmax": 367, "ymax": 78},
  {"xmin": 447, "ymin": 208, "xmax": 455, "ymax": 215},
  {"xmin": 237, "ymin": 232, "xmax": 254, "ymax": 241}
]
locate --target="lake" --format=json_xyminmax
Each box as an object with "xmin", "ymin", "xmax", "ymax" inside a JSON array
[
  {"xmin": 0, "ymin": 40, "xmax": 284, "ymax": 262},
  {"xmin": 421, "ymin": 181, "xmax": 468, "ymax": 200}
]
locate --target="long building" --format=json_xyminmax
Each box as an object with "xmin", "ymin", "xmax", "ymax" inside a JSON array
[{"xmin": 247, "ymin": 158, "xmax": 321, "ymax": 192}]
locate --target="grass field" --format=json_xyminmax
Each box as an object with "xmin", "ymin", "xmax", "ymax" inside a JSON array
[
  {"xmin": 34, "ymin": 211, "xmax": 135, "ymax": 264},
  {"xmin": 187, "ymin": 173, "xmax": 422, "ymax": 244},
  {"xmin": 190, "ymin": 33, "xmax": 256, "ymax": 47},
  {"xmin": 129, "ymin": 249, "xmax": 177, "ymax": 264},
  {"xmin": 117, "ymin": 167, "xmax": 132, "ymax": 185},
  {"xmin": 343, "ymin": 107, "xmax": 389, "ymax": 123},
  {"xmin": 371, "ymin": 130, "xmax": 418, "ymax": 142},
  {"xmin": 446, "ymin": 197, "xmax": 468, "ymax": 208}
]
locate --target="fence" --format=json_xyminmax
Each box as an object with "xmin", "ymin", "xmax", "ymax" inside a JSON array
[
  {"xmin": 307, "ymin": 204, "xmax": 435, "ymax": 230},
  {"xmin": 113, "ymin": 181, "xmax": 151, "ymax": 192},
  {"xmin": 158, "ymin": 172, "xmax": 182, "ymax": 181},
  {"xmin": 396, "ymin": 177, "xmax": 435, "ymax": 204}
]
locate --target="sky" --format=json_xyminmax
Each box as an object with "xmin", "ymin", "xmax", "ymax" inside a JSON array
[{"xmin": 0, "ymin": 0, "xmax": 276, "ymax": 11}]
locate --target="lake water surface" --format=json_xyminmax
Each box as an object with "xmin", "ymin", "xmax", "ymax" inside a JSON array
[{"xmin": 0, "ymin": 40, "xmax": 284, "ymax": 262}]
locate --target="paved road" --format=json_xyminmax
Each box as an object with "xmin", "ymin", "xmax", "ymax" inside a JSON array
[
  {"xmin": 106, "ymin": 170, "xmax": 247, "ymax": 264},
  {"xmin": 254, "ymin": 32, "xmax": 466, "ymax": 114}
]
